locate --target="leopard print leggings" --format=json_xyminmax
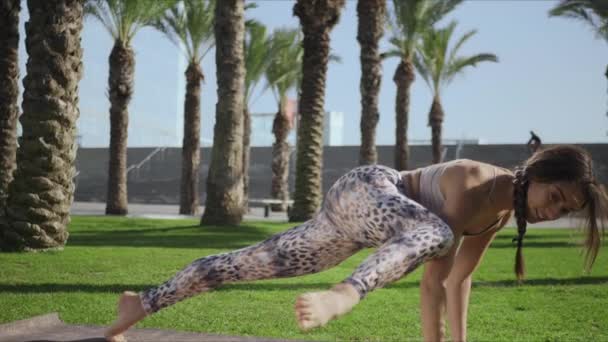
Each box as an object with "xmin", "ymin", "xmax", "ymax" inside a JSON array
[{"xmin": 140, "ymin": 165, "xmax": 454, "ymax": 314}]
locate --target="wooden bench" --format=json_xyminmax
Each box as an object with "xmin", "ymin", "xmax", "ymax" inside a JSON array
[{"xmin": 248, "ymin": 198, "xmax": 294, "ymax": 217}]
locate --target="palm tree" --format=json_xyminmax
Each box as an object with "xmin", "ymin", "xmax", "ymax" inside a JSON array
[
  {"xmin": 0, "ymin": 0, "xmax": 20, "ymax": 211},
  {"xmin": 85, "ymin": 0, "xmax": 173, "ymax": 215},
  {"xmin": 289, "ymin": 0, "xmax": 345, "ymax": 222},
  {"xmin": 265, "ymin": 28, "xmax": 303, "ymax": 212},
  {"xmin": 357, "ymin": 0, "xmax": 386, "ymax": 166},
  {"xmin": 154, "ymin": 0, "xmax": 215, "ymax": 216},
  {"xmin": 549, "ymin": 0, "xmax": 608, "ymax": 41},
  {"xmin": 200, "ymin": 0, "xmax": 246, "ymax": 225},
  {"xmin": 383, "ymin": 0, "xmax": 462, "ymax": 170},
  {"xmin": 242, "ymin": 17, "xmax": 271, "ymax": 211},
  {"xmin": 415, "ymin": 21, "xmax": 498, "ymax": 163},
  {"xmin": 0, "ymin": 0, "xmax": 83, "ymax": 251},
  {"xmin": 549, "ymin": 0, "xmax": 608, "ymax": 115}
]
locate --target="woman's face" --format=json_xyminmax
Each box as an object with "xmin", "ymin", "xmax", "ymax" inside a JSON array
[{"xmin": 526, "ymin": 180, "xmax": 585, "ymax": 223}]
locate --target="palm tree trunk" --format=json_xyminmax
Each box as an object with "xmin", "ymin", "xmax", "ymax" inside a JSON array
[
  {"xmin": 105, "ymin": 41, "xmax": 134, "ymax": 215},
  {"xmin": 242, "ymin": 106, "xmax": 251, "ymax": 212},
  {"xmin": 179, "ymin": 62, "xmax": 203, "ymax": 215},
  {"xmin": 0, "ymin": 0, "xmax": 20, "ymax": 211},
  {"xmin": 201, "ymin": 0, "xmax": 245, "ymax": 226},
  {"xmin": 271, "ymin": 100, "xmax": 291, "ymax": 212},
  {"xmin": 290, "ymin": 0, "xmax": 345, "ymax": 222},
  {"xmin": 0, "ymin": 0, "xmax": 83, "ymax": 251},
  {"xmin": 357, "ymin": 0, "xmax": 385, "ymax": 166},
  {"xmin": 429, "ymin": 96, "xmax": 445, "ymax": 164},
  {"xmin": 393, "ymin": 58, "xmax": 415, "ymax": 171}
]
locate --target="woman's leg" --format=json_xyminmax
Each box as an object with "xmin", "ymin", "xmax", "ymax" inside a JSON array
[
  {"xmin": 105, "ymin": 214, "xmax": 362, "ymax": 340},
  {"xmin": 140, "ymin": 216, "xmax": 362, "ymax": 314},
  {"xmin": 296, "ymin": 223, "xmax": 454, "ymax": 330},
  {"xmin": 344, "ymin": 222, "xmax": 454, "ymax": 298},
  {"xmin": 295, "ymin": 172, "xmax": 455, "ymax": 330}
]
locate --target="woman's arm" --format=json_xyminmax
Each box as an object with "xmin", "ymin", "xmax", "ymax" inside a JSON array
[
  {"xmin": 445, "ymin": 230, "xmax": 498, "ymax": 342},
  {"xmin": 420, "ymin": 241, "xmax": 459, "ymax": 342}
]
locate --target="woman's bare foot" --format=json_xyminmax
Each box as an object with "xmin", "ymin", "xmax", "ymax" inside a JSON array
[
  {"xmin": 104, "ymin": 291, "xmax": 148, "ymax": 341},
  {"xmin": 294, "ymin": 283, "xmax": 360, "ymax": 331}
]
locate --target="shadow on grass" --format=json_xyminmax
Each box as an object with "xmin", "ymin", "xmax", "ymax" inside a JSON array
[
  {"xmin": 0, "ymin": 282, "xmax": 336, "ymax": 294},
  {"xmin": 67, "ymin": 225, "xmax": 593, "ymax": 250},
  {"xmin": 28, "ymin": 339, "xmax": 105, "ymax": 342},
  {"xmin": 391, "ymin": 276, "xmax": 608, "ymax": 289},
  {"xmin": 2, "ymin": 276, "xmax": 607, "ymax": 294},
  {"xmin": 490, "ymin": 232, "xmax": 605, "ymax": 248},
  {"xmin": 470, "ymin": 276, "xmax": 608, "ymax": 288},
  {"xmin": 489, "ymin": 241, "xmax": 579, "ymax": 248},
  {"xmin": 66, "ymin": 224, "xmax": 282, "ymax": 250},
  {"xmin": 493, "ymin": 233, "xmax": 570, "ymax": 241}
]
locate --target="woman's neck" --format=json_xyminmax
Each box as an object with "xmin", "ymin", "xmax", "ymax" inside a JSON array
[{"xmin": 491, "ymin": 171, "xmax": 516, "ymax": 212}]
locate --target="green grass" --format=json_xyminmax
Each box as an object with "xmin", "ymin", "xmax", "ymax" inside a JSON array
[{"xmin": 0, "ymin": 216, "xmax": 606, "ymax": 341}]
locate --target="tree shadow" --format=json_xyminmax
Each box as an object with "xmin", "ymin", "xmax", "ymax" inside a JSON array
[
  {"xmin": 493, "ymin": 234, "xmax": 559, "ymax": 241},
  {"xmin": 66, "ymin": 224, "xmax": 283, "ymax": 249},
  {"xmin": 388, "ymin": 276, "xmax": 608, "ymax": 289},
  {"xmin": 2, "ymin": 276, "xmax": 606, "ymax": 295},
  {"xmin": 76, "ymin": 225, "xmax": 202, "ymax": 234},
  {"xmin": 489, "ymin": 241, "xmax": 578, "ymax": 248},
  {"xmin": 491, "ymin": 232, "xmax": 605, "ymax": 248},
  {"xmin": 0, "ymin": 282, "xmax": 336, "ymax": 294},
  {"xmin": 28, "ymin": 339, "xmax": 105, "ymax": 342},
  {"xmin": 470, "ymin": 276, "xmax": 608, "ymax": 288}
]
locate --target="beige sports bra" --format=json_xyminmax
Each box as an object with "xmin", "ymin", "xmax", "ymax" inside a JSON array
[{"xmin": 416, "ymin": 161, "xmax": 505, "ymax": 237}]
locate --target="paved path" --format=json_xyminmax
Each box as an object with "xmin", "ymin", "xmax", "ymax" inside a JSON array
[
  {"xmin": 71, "ymin": 201, "xmax": 580, "ymax": 228},
  {"xmin": 71, "ymin": 201, "xmax": 289, "ymax": 222},
  {"xmin": 0, "ymin": 313, "xmax": 303, "ymax": 342}
]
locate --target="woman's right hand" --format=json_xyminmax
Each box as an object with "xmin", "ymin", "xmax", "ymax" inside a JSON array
[{"xmin": 420, "ymin": 243, "xmax": 459, "ymax": 342}]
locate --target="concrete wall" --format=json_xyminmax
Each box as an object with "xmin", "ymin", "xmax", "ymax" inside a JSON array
[{"xmin": 74, "ymin": 144, "xmax": 608, "ymax": 205}]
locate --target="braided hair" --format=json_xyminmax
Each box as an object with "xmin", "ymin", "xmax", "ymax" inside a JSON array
[
  {"xmin": 512, "ymin": 167, "xmax": 529, "ymax": 283},
  {"xmin": 513, "ymin": 145, "xmax": 608, "ymax": 282}
]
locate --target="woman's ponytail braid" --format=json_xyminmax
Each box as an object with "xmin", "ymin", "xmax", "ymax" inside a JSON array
[{"xmin": 512, "ymin": 166, "xmax": 529, "ymax": 283}]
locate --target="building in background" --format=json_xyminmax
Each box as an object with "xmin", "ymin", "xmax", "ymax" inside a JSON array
[
  {"xmin": 324, "ymin": 111, "xmax": 344, "ymax": 146},
  {"xmin": 250, "ymin": 110, "xmax": 344, "ymax": 147},
  {"xmin": 250, "ymin": 112, "xmax": 297, "ymax": 147}
]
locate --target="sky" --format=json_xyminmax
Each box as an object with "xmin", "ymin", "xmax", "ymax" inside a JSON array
[{"xmin": 16, "ymin": 0, "xmax": 608, "ymax": 147}]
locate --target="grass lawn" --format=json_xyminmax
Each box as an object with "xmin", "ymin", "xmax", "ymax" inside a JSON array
[{"xmin": 0, "ymin": 216, "xmax": 606, "ymax": 341}]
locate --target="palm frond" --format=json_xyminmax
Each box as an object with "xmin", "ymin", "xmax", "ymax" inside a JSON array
[
  {"xmin": 245, "ymin": 19, "xmax": 271, "ymax": 104},
  {"xmin": 413, "ymin": 51, "xmax": 432, "ymax": 90},
  {"xmin": 549, "ymin": 0, "xmax": 608, "ymax": 42},
  {"xmin": 329, "ymin": 51, "xmax": 342, "ymax": 64},
  {"xmin": 386, "ymin": 0, "xmax": 462, "ymax": 59},
  {"xmin": 154, "ymin": 0, "xmax": 215, "ymax": 62},
  {"xmin": 387, "ymin": 36, "xmax": 406, "ymax": 53},
  {"xmin": 416, "ymin": 21, "xmax": 498, "ymax": 94},
  {"xmin": 380, "ymin": 49, "xmax": 403, "ymax": 60},
  {"xmin": 86, "ymin": 0, "xmax": 176, "ymax": 45},
  {"xmin": 445, "ymin": 53, "xmax": 498, "ymax": 84},
  {"xmin": 85, "ymin": 0, "xmax": 119, "ymax": 39},
  {"xmin": 153, "ymin": 6, "xmax": 189, "ymax": 56},
  {"xmin": 432, "ymin": 21, "xmax": 457, "ymax": 93},
  {"xmin": 599, "ymin": 21, "xmax": 608, "ymax": 40},
  {"xmin": 425, "ymin": 0, "xmax": 464, "ymax": 26},
  {"xmin": 265, "ymin": 28, "xmax": 303, "ymax": 105},
  {"xmin": 389, "ymin": 0, "xmax": 425, "ymax": 56},
  {"xmin": 126, "ymin": 0, "xmax": 176, "ymax": 43},
  {"xmin": 244, "ymin": 2, "xmax": 258, "ymax": 11},
  {"xmin": 447, "ymin": 28, "xmax": 477, "ymax": 66},
  {"xmin": 185, "ymin": 0, "xmax": 215, "ymax": 61}
]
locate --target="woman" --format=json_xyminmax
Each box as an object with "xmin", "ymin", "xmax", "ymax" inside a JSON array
[{"xmin": 105, "ymin": 145, "xmax": 606, "ymax": 342}]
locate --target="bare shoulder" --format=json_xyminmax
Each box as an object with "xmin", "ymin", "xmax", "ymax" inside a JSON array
[
  {"xmin": 440, "ymin": 159, "xmax": 489, "ymax": 192},
  {"xmin": 440, "ymin": 159, "xmax": 496, "ymax": 224}
]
